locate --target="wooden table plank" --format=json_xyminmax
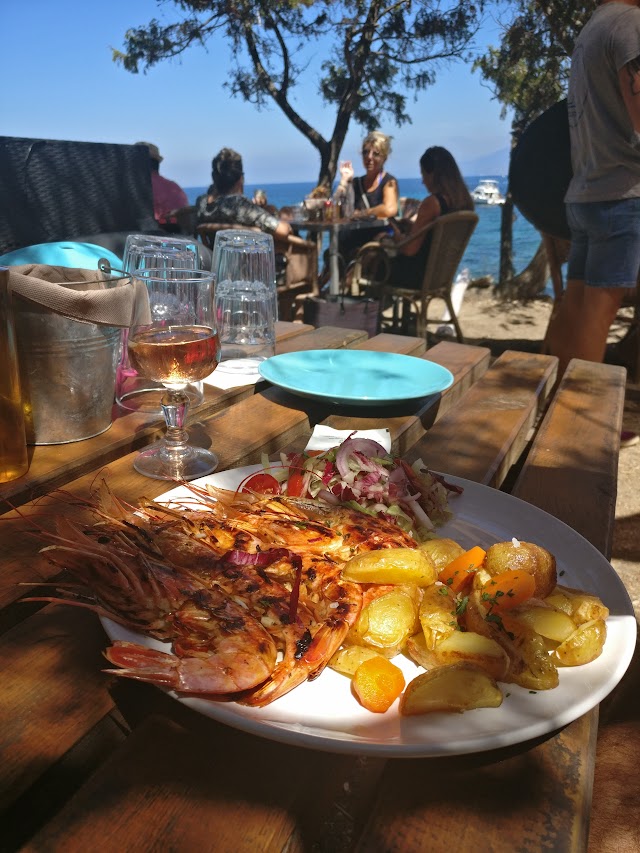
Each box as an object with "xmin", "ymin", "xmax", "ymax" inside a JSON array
[
  {"xmin": 0, "ymin": 607, "xmax": 117, "ymax": 812},
  {"xmin": 510, "ymin": 358, "xmax": 625, "ymax": 557},
  {"xmin": 404, "ymin": 349, "xmax": 558, "ymax": 487},
  {"xmin": 276, "ymin": 325, "xmax": 369, "ymax": 353},
  {"xmin": 354, "ymin": 331, "xmax": 426, "ymax": 355},
  {"xmin": 22, "ymin": 714, "xmax": 379, "ymax": 853}
]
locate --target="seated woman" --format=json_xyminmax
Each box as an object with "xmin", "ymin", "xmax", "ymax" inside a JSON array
[
  {"xmin": 196, "ymin": 148, "xmax": 292, "ymax": 240},
  {"xmin": 333, "ymin": 131, "xmax": 399, "ymax": 263},
  {"xmin": 386, "ymin": 146, "xmax": 474, "ymax": 288}
]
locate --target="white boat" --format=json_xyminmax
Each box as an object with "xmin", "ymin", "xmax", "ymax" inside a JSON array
[{"xmin": 471, "ymin": 179, "xmax": 505, "ymax": 205}]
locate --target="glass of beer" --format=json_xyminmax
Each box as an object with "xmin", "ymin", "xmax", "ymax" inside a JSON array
[{"xmin": 128, "ymin": 268, "xmax": 219, "ymax": 480}]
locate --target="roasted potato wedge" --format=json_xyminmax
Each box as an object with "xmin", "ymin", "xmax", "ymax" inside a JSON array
[
  {"xmin": 485, "ymin": 541, "xmax": 557, "ymax": 598},
  {"xmin": 329, "ymin": 645, "xmax": 383, "ymax": 677},
  {"xmin": 508, "ymin": 604, "xmax": 576, "ymax": 643},
  {"xmin": 342, "ymin": 548, "xmax": 437, "ymax": 587},
  {"xmin": 464, "ymin": 590, "xmax": 559, "ymax": 690},
  {"xmin": 400, "ymin": 663, "xmax": 503, "ymax": 715},
  {"xmin": 348, "ymin": 585, "xmax": 420, "ymax": 654},
  {"xmin": 418, "ymin": 583, "xmax": 458, "ymax": 649},
  {"xmin": 419, "ymin": 538, "xmax": 465, "ymax": 571},
  {"xmin": 551, "ymin": 585, "xmax": 610, "ymax": 625},
  {"xmin": 406, "ymin": 629, "xmax": 510, "ymax": 682},
  {"xmin": 554, "ymin": 619, "xmax": 607, "ymax": 666}
]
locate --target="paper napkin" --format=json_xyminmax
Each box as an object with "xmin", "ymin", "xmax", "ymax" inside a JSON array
[
  {"xmin": 203, "ymin": 364, "xmax": 262, "ymax": 391},
  {"xmin": 304, "ymin": 426, "xmax": 391, "ymax": 453}
]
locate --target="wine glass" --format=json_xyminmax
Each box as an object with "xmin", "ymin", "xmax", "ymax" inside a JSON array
[
  {"xmin": 128, "ymin": 267, "xmax": 219, "ymax": 480},
  {"xmin": 116, "ymin": 235, "xmax": 202, "ymax": 413}
]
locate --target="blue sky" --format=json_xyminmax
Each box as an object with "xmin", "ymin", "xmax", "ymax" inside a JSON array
[{"xmin": 3, "ymin": 1, "xmax": 513, "ymax": 187}]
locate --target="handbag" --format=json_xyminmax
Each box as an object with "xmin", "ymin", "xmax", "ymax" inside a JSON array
[{"xmin": 303, "ymin": 294, "xmax": 380, "ymax": 338}]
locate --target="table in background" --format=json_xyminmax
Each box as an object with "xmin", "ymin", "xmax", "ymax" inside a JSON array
[
  {"xmin": 1, "ymin": 326, "xmax": 638, "ymax": 852},
  {"xmin": 302, "ymin": 217, "xmax": 387, "ymax": 296}
]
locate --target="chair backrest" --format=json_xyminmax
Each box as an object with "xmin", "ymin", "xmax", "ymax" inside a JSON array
[
  {"xmin": 0, "ymin": 136, "xmax": 158, "ymax": 254},
  {"xmin": 196, "ymin": 222, "xmax": 262, "ymax": 250},
  {"xmin": 419, "ymin": 210, "xmax": 478, "ymax": 296}
]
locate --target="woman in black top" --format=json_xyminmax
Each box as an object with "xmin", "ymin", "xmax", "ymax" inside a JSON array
[
  {"xmin": 334, "ymin": 131, "xmax": 399, "ymax": 265},
  {"xmin": 387, "ymin": 146, "xmax": 474, "ymax": 288}
]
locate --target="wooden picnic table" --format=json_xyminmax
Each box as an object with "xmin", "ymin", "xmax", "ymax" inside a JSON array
[{"xmin": 0, "ymin": 320, "xmax": 637, "ymax": 852}]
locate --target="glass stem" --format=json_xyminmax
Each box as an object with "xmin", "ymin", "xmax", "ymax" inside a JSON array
[{"xmin": 161, "ymin": 389, "xmax": 191, "ymax": 458}]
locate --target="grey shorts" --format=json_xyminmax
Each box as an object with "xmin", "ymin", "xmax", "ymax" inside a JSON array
[{"xmin": 566, "ymin": 199, "xmax": 640, "ymax": 287}]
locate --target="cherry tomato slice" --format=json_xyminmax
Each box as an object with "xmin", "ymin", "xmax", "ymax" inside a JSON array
[
  {"xmin": 240, "ymin": 473, "xmax": 281, "ymax": 495},
  {"xmin": 286, "ymin": 454, "xmax": 306, "ymax": 497}
]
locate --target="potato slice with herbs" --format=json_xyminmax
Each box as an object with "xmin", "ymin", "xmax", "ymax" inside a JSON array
[
  {"xmin": 464, "ymin": 590, "xmax": 559, "ymax": 690},
  {"xmin": 406, "ymin": 630, "xmax": 510, "ymax": 682},
  {"xmin": 419, "ymin": 538, "xmax": 465, "ymax": 571},
  {"xmin": 400, "ymin": 663, "xmax": 503, "ymax": 715},
  {"xmin": 342, "ymin": 548, "xmax": 437, "ymax": 587},
  {"xmin": 418, "ymin": 583, "xmax": 458, "ymax": 649},
  {"xmin": 554, "ymin": 619, "xmax": 607, "ymax": 666},
  {"xmin": 348, "ymin": 586, "xmax": 420, "ymax": 654},
  {"xmin": 551, "ymin": 585, "xmax": 610, "ymax": 625},
  {"xmin": 509, "ymin": 604, "xmax": 576, "ymax": 643},
  {"xmin": 329, "ymin": 645, "xmax": 382, "ymax": 677}
]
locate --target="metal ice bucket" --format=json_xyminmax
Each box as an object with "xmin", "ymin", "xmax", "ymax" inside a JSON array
[{"xmin": 14, "ymin": 294, "xmax": 120, "ymax": 445}]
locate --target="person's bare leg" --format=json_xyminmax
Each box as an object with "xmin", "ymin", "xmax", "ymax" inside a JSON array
[{"xmin": 547, "ymin": 279, "xmax": 627, "ymax": 377}]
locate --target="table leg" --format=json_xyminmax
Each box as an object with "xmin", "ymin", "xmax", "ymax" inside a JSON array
[{"xmin": 329, "ymin": 226, "xmax": 341, "ymax": 297}]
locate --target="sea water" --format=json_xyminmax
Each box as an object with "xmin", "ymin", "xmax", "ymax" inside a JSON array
[{"xmin": 186, "ymin": 176, "xmax": 552, "ymax": 291}]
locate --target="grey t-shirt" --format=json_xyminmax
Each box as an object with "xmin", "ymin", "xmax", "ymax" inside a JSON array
[{"xmin": 565, "ymin": 2, "xmax": 640, "ymax": 203}]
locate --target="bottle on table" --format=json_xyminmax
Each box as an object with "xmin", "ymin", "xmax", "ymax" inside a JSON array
[{"xmin": 0, "ymin": 267, "xmax": 29, "ymax": 483}]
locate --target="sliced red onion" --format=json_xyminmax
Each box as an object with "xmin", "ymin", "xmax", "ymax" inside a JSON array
[{"xmin": 334, "ymin": 436, "xmax": 389, "ymax": 478}]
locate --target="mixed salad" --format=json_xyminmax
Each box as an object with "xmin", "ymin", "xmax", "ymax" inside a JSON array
[{"xmin": 238, "ymin": 434, "xmax": 462, "ymax": 540}]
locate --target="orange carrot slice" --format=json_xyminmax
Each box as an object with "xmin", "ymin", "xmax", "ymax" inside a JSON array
[
  {"xmin": 438, "ymin": 546, "xmax": 486, "ymax": 593},
  {"xmin": 481, "ymin": 569, "xmax": 536, "ymax": 612},
  {"xmin": 352, "ymin": 657, "xmax": 406, "ymax": 713}
]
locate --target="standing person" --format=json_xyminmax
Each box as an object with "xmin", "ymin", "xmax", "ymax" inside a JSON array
[
  {"xmin": 196, "ymin": 148, "xmax": 292, "ymax": 240},
  {"xmin": 333, "ymin": 131, "xmax": 399, "ymax": 266},
  {"xmin": 137, "ymin": 142, "xmax": 189, "ymax": 233},
  {"xmin": 546, "ymin": 0, "xmax": 640, "ymax": 450}
]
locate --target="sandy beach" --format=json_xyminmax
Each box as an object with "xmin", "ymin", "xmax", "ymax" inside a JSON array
[{"xmin": 446, "ymin": 286, "xmax": 640, "ymax": 619}]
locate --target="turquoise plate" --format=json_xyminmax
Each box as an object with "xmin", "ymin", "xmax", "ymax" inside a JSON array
[{"xmin": 258, "ymin": 349, "xmax": 454, "ymax": 405}]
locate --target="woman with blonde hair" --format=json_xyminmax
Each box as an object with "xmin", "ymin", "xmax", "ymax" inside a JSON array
[{"xmin": 333, "ymin": 131, "xmax": 399, "ymax": 267}]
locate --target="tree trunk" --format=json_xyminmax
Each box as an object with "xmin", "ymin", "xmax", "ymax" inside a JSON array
[
  {"xmin": 499, "ymin": 192, "xmax": 515, "ymax": 286},
  {"xmin": 501, "ymin": 239, "xmax": 551, "ymax": 301}
]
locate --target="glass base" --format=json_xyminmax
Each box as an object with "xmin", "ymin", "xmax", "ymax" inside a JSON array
[{"xmin": 133, "ymin": 441, "xmax": 218, "ymax": 481}]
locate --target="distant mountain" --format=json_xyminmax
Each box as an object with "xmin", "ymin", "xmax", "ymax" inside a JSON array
[{"xmin": 460, "ymin": 147, "xmax": 510, "ymax": 177}]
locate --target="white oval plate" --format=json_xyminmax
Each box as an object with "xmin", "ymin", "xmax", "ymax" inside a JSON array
[
  {"xmin": 102, "ymin": 465, "xmax": 637, "ymax": 758},
  {"xmin": 258, "ymin": 350, "xmax": 454, "ymax": 405}
]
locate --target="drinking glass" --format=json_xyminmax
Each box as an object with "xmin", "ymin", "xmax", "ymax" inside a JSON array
[
  {"xmin": 128, "ymin": 268, "xmax": 219, "ymax": 480},
  {"xmin": 116, "ymin": 234, "xmax": 202, "ymax": 413},
  {"xmin": 212, "ymin": 231, "xmax": 277, "ymax": 377}
]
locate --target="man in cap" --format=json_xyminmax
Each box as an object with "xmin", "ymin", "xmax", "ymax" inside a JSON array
[{"xmin": 137, "ymin": 141, "xmax": 188, "ymax": 232}]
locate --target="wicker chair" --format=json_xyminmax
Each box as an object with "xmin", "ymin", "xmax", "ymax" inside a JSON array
[
  {"xmin": 351, "ymin": 211, "xmax": 478, "ymax": 342},
  {"xmin": 196, "ymin": 222, "xmax": 318, "ymax": 321}
]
